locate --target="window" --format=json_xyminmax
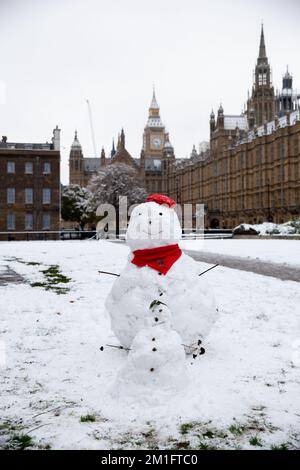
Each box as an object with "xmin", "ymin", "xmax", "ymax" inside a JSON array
[
  {"xmin": 25, "ymin": 162, "xmax": 33, "ymax": 174},
  {"xmin": 25, "ymin": 213, "xmax": 33, "ymax": 230},
  {"xmin": 7, "ymin": 188, "xmax": 15, "ymax": 204},
  {"xmin": 43, "ymin": 162, "xmax": 51, "ymax": 174},
  {"xmin": 145, "ymin": 159, "xmax": 162, "ymax": 171},
  {"xmin": 42, "ymin": 188, "xmax": 51, "ymax": 204},
  {"xmin": 7, "ymin": 213, "xmax": 15, "ymax": 230},
  {"xmin": 258, "ymin": 73, "xmax": 267, "ymax": 86},
  {"xmin": 42, "ymin": 213, "xmax": 50, "ymax": 230},
  {"xmin": 25, "ymin": 188, "xmax": 33, "ymax": 204},
  {"xmin": 7, "ymin": 161, "xmax": 15, "ymax": 173}
]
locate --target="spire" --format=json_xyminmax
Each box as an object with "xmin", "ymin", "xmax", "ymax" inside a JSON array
[
  {"xmin": 110, "ymin": 138, "xmax": 116, "ymax": 158},
  {"xmin": 120, "ymin": 128, "xmax": 125, "ymax": 149},
  {"xmin": 284, "ymin": 65, "xmax": 291, "ymax": 79},
  {"xmin": 71, "ymin": 130, "xmax": 82, "ymax": 149},
  {"xmin": 146, "ymin": 87, "xmax": 163, "ymax": 126},
  {"xmin": 258, "ymin": 24, "xmax": 267, "ymax": 60},
  {"xmin": 150, "ymin": 86, "xmax": 159, "ymax": 110}
]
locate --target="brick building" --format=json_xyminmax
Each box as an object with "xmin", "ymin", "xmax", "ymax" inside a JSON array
[{"xmin": 0, "ymin": 127, "xmax": 61, "ymax": 240}]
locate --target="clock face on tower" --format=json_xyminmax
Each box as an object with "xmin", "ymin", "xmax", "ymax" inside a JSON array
[{"xmin": 151, "ymin": 136, "xmax": 162, "ymax": 149}]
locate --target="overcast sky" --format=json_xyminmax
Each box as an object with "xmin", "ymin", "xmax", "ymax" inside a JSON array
[{"xmin": 1, "ymin": 0, "xmax": 300, "ymax": 184}]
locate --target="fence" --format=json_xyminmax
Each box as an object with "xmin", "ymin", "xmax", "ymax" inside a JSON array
[{"xmin": 0, "ymin": 228, "xmax": 233, "ymax": 241}]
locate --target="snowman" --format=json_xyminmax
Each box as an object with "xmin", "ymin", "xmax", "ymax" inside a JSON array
[
  {"xmin": 115, "ymin": 301, "xmax": 188, "ymax": 399},
  {"xmin": 105, "ymin": 194, "xmax": 217, "ymax": 350}
]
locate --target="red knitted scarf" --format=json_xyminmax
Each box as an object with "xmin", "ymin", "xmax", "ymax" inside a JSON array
[{"xmin": 131, "ymin": 244, "xmax": 182, "ymax": 275}]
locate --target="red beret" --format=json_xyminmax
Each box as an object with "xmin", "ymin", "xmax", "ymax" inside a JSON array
[{"xmin": 146, "ymin": 194, "xmax": 176, "ymax": 208}]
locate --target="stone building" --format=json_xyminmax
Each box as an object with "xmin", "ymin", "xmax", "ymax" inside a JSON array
[
  {"xmin": 164, "ymin": 26, "xmax": 300, "ymax": 228},
  {"xmin": 69, "ymin": 128, "xmax": 142, "ymax": 186},
  {"xmin": 140, "ymin": 90, "xmax": 175, "ymax": 193},
  {"xmin": 165, "ymin": 109, "xmax": 300, "ymax": 228},
  {"xmin": 69, "ymin": 130, "xmax": 100, "ymax": 187},
  {"xmin": 68, "ymin": 90, "xmax": 175, "ymax": 192},
  {"xmin": 0, "ymin": 127, "xmax": 61, "ymax": 240},
  {"xmin": 276, "ymin": 68, "xmax": 300, "ymax": 117},
  {"xmin": 69, "ymin": 25, "xmax": 300, "ymax": 229}
]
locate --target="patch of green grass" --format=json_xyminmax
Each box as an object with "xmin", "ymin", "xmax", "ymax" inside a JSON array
[
  {"xmin": 202, "ymin": 430, "xmax": 214, "ymax": 439},
  {"xmin": 198, "ymin": 441, "xmax": 216, "ymax": 450},
  {"xmin": 271, "ymin": 443, "xmax": 289, "ymax": 450},
  {"xmin": 80, "ymin": 414, "xmax": 96, "ymax": 423},
  {"xmin": 8, "ymin": 434, "xmax": 33, "ymax": 450},
  {"xmin": 249, "ymin": 436, "xmax": 263, "ymax": 447},
  {"xmin": 31, "ymin": 282, "xmax": 47, "ymax": 288},
  {"xmin": 30, "ymin": 264, "xmax": 71, "ymax": 295},
  {"xmin": 180, "ymin": 422, "xmax": 196, "ymax": 435},
  {"xmin": 41, "ymin": 265, "xmax": 71, "ymax": 284},
  {"xmin": 229, "ymin": 424, "xmax": 245, "ymax": 436}
]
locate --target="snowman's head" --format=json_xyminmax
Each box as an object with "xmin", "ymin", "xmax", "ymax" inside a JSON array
[
  {"xmin": 144, "ymin": 301, "xmax": 172, "ymax": 328},
  {"xmin": 126, "ymin": 194, "xmax": 182, "ymax": 250}
]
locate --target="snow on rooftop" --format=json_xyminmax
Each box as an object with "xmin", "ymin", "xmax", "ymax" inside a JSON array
[{"xmin": 247, "ymin": 109, "xmax": 300, "ymax": 141}]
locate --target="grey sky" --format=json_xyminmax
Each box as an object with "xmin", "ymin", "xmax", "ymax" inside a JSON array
[{"xmin": 1, "ymin": 0, "xmax": 299, "ymax": 184}]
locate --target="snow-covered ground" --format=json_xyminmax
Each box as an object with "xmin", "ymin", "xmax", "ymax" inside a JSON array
[
  {"xmin": 0, "ymin": 240, "xmax": 300, "ymax": 450},
  {"xmin": 180, "ymin": 239, "xmax": 300, "ymax": 267}
]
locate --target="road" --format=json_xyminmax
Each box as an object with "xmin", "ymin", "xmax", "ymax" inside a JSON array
[{"xmin": 184, "ymin": 250, "xmax": 300, "ymax": 283}]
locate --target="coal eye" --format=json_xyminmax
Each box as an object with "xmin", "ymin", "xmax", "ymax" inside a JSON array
[
  {"xmin": 138, "ymin": 213, "xmax": 142, "ymax": 216},
  {"xmin": 159, "ymin": 212, "xmax": 163, "ymax": 216}
]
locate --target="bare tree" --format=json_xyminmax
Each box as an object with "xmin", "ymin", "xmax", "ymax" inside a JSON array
[
  {"xmin": 88, "ymin": 163, "xmax": 147, "ymax": 234},
  {"xmin": 88, "ymin": 163, "xmax": 147, "ymax": 209}
]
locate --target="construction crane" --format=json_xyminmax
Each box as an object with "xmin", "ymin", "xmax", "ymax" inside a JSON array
[{"xmin": 86, "ymin": 99, "xmax": 98, "ymax": 158}]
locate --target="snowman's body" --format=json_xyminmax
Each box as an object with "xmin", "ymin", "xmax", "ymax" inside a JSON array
[
  {"xmin": 115, "ymin": 303, "xmax": 188, "ymax": 398},
  {"xmin": 106, "ymin": 195, "xmax": 218, "ymax": 349}
]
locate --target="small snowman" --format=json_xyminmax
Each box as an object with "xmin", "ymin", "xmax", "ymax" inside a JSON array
[
  {"xmin": 106, "ymin": 193, "xmax": 218, "ymax": 350},
  {"xmin": 114, "ymin": 301, "xmax": 188, "ymax": 400}
]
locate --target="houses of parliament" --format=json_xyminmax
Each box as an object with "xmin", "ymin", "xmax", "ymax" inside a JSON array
[{"xmin": 69, "ymin": 26, "xmax": 300, "ymax": 229}]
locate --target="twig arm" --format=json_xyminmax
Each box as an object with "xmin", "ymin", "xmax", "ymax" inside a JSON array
[
  {"xmin": 198, "ymin": 263, "xmax": 219, "ymax": 276},
  {"xmin": 98, "ymin": 270, "xmax": 120, "ymax": 277}
]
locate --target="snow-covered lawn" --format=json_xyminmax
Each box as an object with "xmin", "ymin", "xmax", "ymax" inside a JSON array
[
  {"xmin": 180, "ymin": 239, "xmax": 300, "ymax": 267},
  {"xmin": 0, "ymin": 240, "xmax": 299, "ymax": 450}
]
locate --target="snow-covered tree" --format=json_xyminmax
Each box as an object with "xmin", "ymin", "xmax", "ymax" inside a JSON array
[
  {"xmin": 88, "ymin": 164, "xmax": 147, "ymax": 210},
  {"xmin": 61, "ymin": 184, "xmax": 94, "ymax": 228}
]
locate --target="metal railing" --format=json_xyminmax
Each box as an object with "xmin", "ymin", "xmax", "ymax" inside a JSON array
[{"xmin": 0, "ymin": 228, "xmax": 233, "ymax": 241}]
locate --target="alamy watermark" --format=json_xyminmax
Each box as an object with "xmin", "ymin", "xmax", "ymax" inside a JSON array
[{"xmin": 95, "ymin": 197, "xmax": 205, "ymax": 241}]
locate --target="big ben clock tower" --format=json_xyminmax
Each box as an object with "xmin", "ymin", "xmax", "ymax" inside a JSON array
[{"xmin": 141, "ymin": 89, "xmax": 175, "ymax": 193}]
